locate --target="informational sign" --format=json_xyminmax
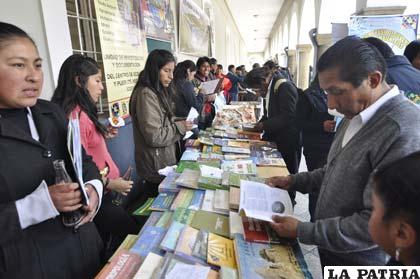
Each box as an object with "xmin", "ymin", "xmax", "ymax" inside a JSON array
[
  {"xmin": 141, "ymin": 0, "xmax": 175, "ymax": 42},
  {"xmin": 94, "ymin": 0, "xmax": 148, "ymax": 117},
  {"xmin": 349, "ymin": 14, "xmax": 420, "ymax": 105},
  {"xmin": 179, "ymin": 0, "xmax": 210, "ymax": 56},
  {"xmin": 349, "ymin": 14, "xmax": 419, "ymax": 55}
]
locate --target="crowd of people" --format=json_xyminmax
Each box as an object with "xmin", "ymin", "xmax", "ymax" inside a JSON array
[{"xmin": 1, "ymin": 21, "xmax": 420, "ymax": 278}]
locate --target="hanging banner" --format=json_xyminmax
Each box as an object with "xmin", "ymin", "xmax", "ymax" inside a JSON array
[
  {"xmin": 179, "ymin": 0, "xmax": 210, "ymax": 56},
  {"xmin": 349, "ymin": 14, "xmax": 419, "ymax": 55},
  {"xmin": 94, "ymin": 0, "xmax": 148, "ymax": 117},
  {"xmin": 141, "ymin": 0, "xmax": 175, "ymax": 42}
]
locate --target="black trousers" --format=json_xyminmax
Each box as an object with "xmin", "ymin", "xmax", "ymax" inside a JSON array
[
  {"xmin": 304, "ymin": 151, "xmax": 329, "ymax": 221},
  {"xmin": 279, "ymin": 147, "xmax": 302, "ymax": 203}
]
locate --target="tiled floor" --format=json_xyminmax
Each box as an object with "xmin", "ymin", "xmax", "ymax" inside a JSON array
[{"xmin": 295, "ymin": 155, "xmax": 323, "ymax": 279}]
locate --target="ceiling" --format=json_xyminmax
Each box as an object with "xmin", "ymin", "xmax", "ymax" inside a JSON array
[{"xmin": 226, "ymin": 0, "xmax": 284, "ymax": 53}]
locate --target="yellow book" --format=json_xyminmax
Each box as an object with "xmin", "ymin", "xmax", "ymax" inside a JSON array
[
  {"xmin": 256, "ymin": 166, "xmax": 289, "ymax": 178},
  {"xmin": 207, "ymin": 233, "xmax": 237, "ymax": 269},
  {"xmin": 227, "ymin": 140, "xmax": 250, "ymax": 149}
]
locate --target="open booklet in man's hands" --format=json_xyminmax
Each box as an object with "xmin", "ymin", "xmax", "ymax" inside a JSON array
[{"xmin": 238, "ymin": 180, "xmax": 293, "ymax": 222}]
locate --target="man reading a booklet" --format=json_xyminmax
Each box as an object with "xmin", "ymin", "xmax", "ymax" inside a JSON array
[{"xmin": 266, "ymin": 36, "xmax": 420, "ymax": 267}]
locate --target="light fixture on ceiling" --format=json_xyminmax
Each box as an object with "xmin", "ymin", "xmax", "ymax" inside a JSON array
[
  {"xmin": 253, "ymin": 29, "xmax": 258, "ymax": 32},
  {"xmin": 253, "ymin": 14, "xmax": 258, "ymax": 18}
]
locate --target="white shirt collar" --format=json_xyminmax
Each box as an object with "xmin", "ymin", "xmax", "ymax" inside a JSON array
[
  {"xmin": 26, "ymin": 107, "xmax": 40, "ymax": 141},
  {"xmin": 359, "ymin": 85, "xmax": 400, "ymax": 124}
]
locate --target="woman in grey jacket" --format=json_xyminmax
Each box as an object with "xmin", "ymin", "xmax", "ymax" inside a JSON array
[{"xmin": 130, "ymin": 50, "xmax": 191, "ymax": 197}]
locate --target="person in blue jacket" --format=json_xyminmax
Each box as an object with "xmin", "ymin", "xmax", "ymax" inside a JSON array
[
  {"xmin": 364, "ymin": 37, "xmax": 420, "ymax": 104},
  {"xmin": 226, "ymin": 64, "xmax": 244, "ymax": 103}
]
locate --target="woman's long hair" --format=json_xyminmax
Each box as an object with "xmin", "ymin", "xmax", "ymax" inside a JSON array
[
  {"xmin": 52, "ymin": 54, "xmax": 107, "ymax": 137},
  {"xmin": 131, "ymin": 49, "xmax": 176, "ymax": 119},
  {"xmin": 173, "ymin": 60, "xmax": 196, "ymax": 85}
]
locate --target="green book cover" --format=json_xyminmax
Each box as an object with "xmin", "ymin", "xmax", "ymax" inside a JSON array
[
  {"xmin": 222, "ymin": 172, "xmax": 265, "ymax": 187},
  {"xmin": 132, "ymin": 197, "xmax": 154, "ymax": 216},
  {"xmin": 198, "ymin": 176, "xmax": 229, "ymax": 190},
  {"xmin": 172, "ymin": 207, "xmax": 196, "ymax": 225},
  {"xmin": 155, "ymin": 211, "xmax": 173, "ymax": 228},
  {"xmin": 190, "ymin": 210, "xmax": 230, "ymax": 238},
  {"xmin": 176, "ymin": 161, "xmax": 199, "ymax": 173}
]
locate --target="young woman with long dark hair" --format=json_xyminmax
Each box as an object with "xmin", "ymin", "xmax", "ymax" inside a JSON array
[
  {"xmin": 52, "ymin": 54, "xmax": 140, "ymax": 258},
  {"xmin": 130, "ymin": 49, "xmax": 192, "ymax": 197},
  {"xmin": 173, "ymin": 59, "xmax": 204, "ymax": 118}
]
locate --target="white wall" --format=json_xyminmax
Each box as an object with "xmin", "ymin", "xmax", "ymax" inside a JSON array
[{"xmin": 1, "ymin": 0, "xmax": 65, "ymax": 100}]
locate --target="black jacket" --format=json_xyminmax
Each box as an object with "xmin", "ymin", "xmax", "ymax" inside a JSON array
[
  {"xmin": 174, "ymin": 79, "xmax": 204, "ymax": 117},
  {"xmin": 0, "ymin": 100, "xmax": 102, "ymax": 278},
  {"xmin": 386, "ymin": 55, "xmax": 420, "ymax": 98},
  {"xmin": 296, "ymin": 85, "xmax": 334, "ymax": 154},
  {"xmin": 261, "ymin": 76, "xmax": 300, "ymax": 151}
]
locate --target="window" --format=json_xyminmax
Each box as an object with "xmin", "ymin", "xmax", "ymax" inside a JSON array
[{"xmin": 66, "ymin": 0, "xmax": 108, "ymax": 116}]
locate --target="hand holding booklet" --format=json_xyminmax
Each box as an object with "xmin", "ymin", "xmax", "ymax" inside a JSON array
[
  {"xmin": 183, "ymin": 107, "xmax": 199, "ymax": 140},
  {"xmin": 239, "ymin": 180, "xmax": 293, "ymax": 222}
]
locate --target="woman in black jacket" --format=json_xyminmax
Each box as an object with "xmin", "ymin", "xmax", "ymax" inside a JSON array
[
  {"xmin": 173, "ymin": 60, "xmax": 204, "ymax": 118},
  {"xmin": 297, "ymin": 75, "xmax": 335, "ymax": 221},
  {"xmin": 0, "ymin": 22, "xmax": 102, "ymax": 278}
]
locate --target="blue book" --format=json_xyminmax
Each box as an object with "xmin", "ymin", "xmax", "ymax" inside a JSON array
[
  {"xmin": 188, "ymin": 189, "xmax": 205, "ymax": 210},
  {"xmin": 130, "ymin": 226, "xmax": 166, "ymax": 258},
  {"xmin": 150, "ymin": 192, "xmax": 176, "ymax": 211},
  {"xmin": 160, "ymin": 221, "xmax": 186, "ymax": 252},
  {"xmin": 138, "ymin": 211, "xmax": 163, "ymax": 235},
  {"xmin": 233, "ymin": 234, "xmax": 313, "ymax": 279}
]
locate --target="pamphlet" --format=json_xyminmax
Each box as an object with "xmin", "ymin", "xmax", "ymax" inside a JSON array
[{"xmin": 239, "ymin": 180, "xmax": 293, "ymax": 222}]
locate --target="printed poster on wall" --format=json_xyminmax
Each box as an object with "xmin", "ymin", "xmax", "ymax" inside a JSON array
[
  {"xmin": 141, "ymin": 0, "xmax": 175, "ymax": 42},
  {"xmin": 179, "ymin": 0, "xmax": 210, "ymax": 56},
  {"xmin": 349, "ymin": 14, "xmax": 418, "ymax": 55},
  {"xmin": 349, "ymin": 14, "xmax": 420, "ymax": 105},
  {"xmin": 94, "ymin": 0, "xmax": 148, "ymax": 117}
]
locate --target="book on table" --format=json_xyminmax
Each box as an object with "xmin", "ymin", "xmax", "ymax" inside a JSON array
[
  {"xmin": 207, "ymin": 233, "xmax": 237, "ymax": 269},
  {"xmin": 233, "ymin": 233, "xmax": 313, "ymax": 279},
  {"xmin": 239, "ymin": 180, "xmax": 293, "ymax": 223},
  {"xmin": 132, "ymin": 252, "xmax": 163, "ymax": 279},
  {"xmin": 95, "ymin": 249, "xmax": 142, "ymax": 279},
  {"xmin": 175, "ymin": 169, "xmax": 200, "ymax": 189},
  {"xmin": 150, "ymin": 192, "xmax": 176, "ymax": 211},
  {"xmin": 190, "ymin": 210, "xmax": 230, "ymax": 238}
]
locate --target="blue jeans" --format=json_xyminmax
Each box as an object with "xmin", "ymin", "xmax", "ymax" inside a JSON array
[{"xmin": 230, "ymin": 91, "xmax": 238, "ymax": 102}]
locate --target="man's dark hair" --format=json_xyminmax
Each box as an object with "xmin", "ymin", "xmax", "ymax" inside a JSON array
[
  {"xmin": 217, "ymin": 64, "xmax": 223, "ymax": 70},
  {"xmin": 244, "ymin": 66, "xmax": 271, "ymax": 88},
  {"xmin": 235, "ymin": 66, "xmax": 242, "ymax": 71},
  {"xmin": 263, "ymin": 60, "xmax": 277, "ymax": 70},
  {"xmin": 228, "ymin": 65, "xmax": 235, "ymax": 72},
  {"xmin": 363, "ymin": 37, "xmax": 395, "ymax": 59},
  {"xmin": 209, "ymin": 58, "xmax": 217, "ymax": 65},
  {"xmin": 252, "ymin": 63, "xmax": 261, "ymax": 69},
  {"xmin": 317, "ymin": 36, "xmax": 387, "ymax": 87},
  {"xmin": 196, "ymin": 56, "xmax": 211, "ymax": 69},
  {"xmin": 404, "ymin": 40, "xmax": 420, "ymax": 63}
]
